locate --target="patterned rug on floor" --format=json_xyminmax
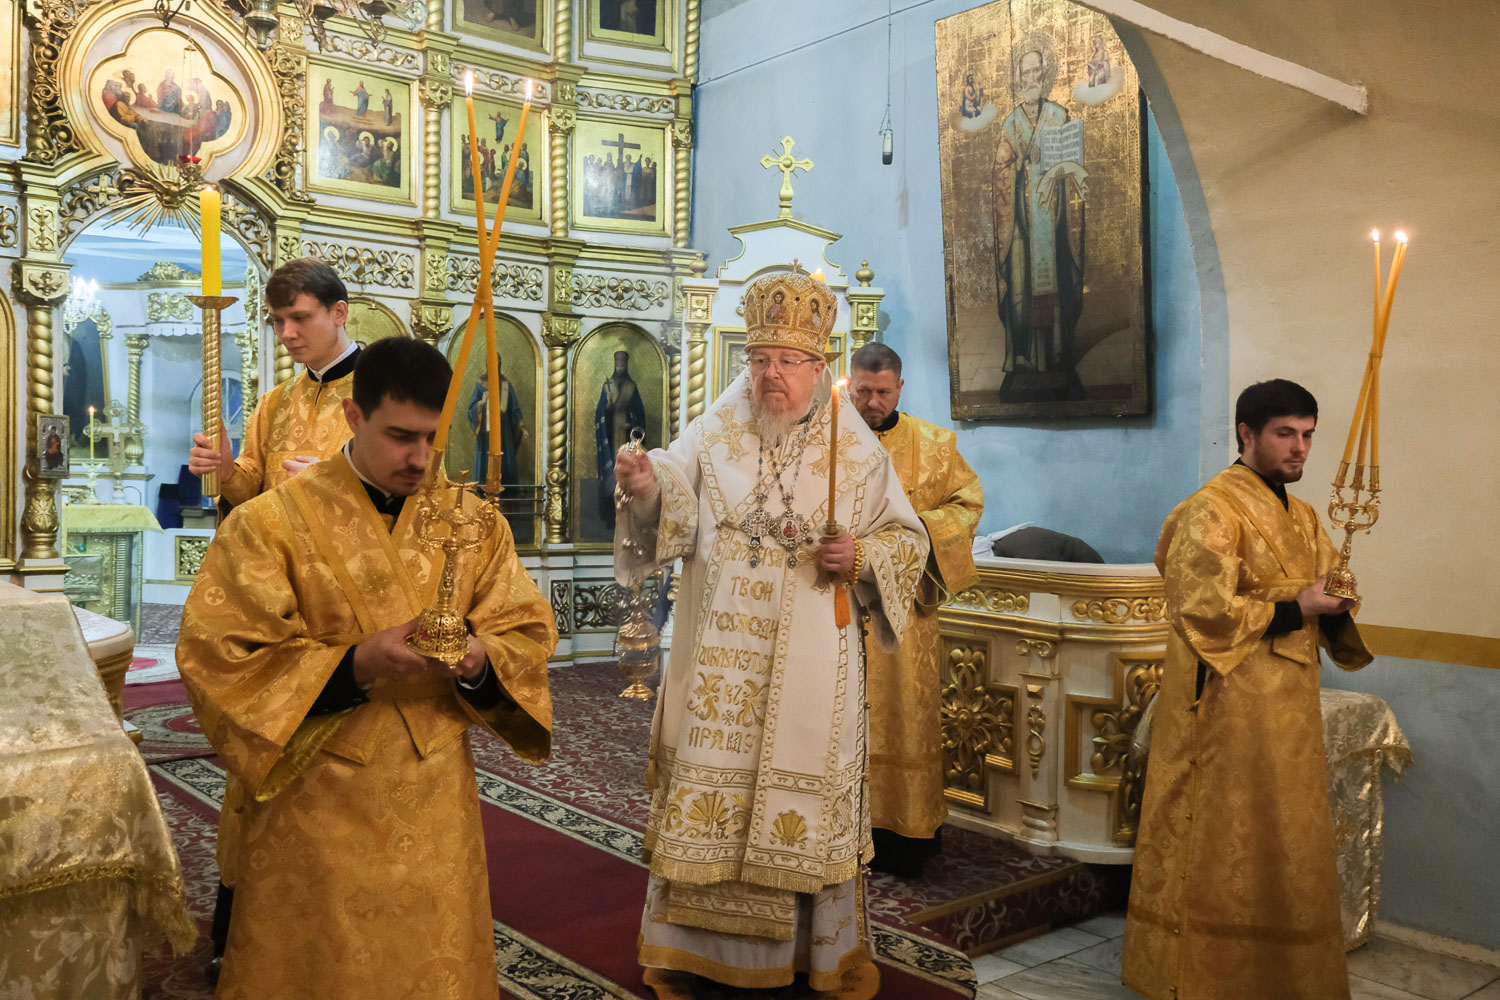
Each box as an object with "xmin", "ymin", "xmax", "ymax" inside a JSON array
[{"xmin": 131, "ymin": 663, "xmax": 978, "ymax": 999}]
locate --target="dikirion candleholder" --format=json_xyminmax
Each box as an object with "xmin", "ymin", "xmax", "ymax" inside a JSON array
[
  {"xmin": 406, "ymin": 475, "xmax": 499, "ymax": 668},
  {"xmin": 187, "ymin": 294, "xmax": 238, "ymax": 499}
]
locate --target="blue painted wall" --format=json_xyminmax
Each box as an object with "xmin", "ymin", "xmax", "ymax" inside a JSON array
[{"xmin": 693, "ymin": 0, "xmax": 1210, "ymax": 563}]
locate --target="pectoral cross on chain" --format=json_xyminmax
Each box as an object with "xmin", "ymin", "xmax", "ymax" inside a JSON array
[{"xmin": 760, "ymin": 136, "xmax": 813, "ymax": 219}]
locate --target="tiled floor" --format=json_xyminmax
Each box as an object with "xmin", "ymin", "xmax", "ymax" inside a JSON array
[{"xmin": 974, "ymin": 914, "xmax": 1500, "ymax": 1000}]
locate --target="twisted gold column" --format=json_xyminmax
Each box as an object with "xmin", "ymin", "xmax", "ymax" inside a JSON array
[
  {"xmin": 668, "ymin": 348, "xmax": 681, "ymax": 441},
  {"xmin": 671, "ymin": 119, "xmax": 692, "ymax": 249},
  {"xmin": 555, "ymin": 0, "xmax": 573, "ymax": 62},
  {"xmin": 274, "ymin": 340, "xmax": 294, "ymax": 385},
  {"xmin": 21, "ymin": 302, "xmax": 58, "ymax": 560},
  {"xmin": 549, "ymin": 109, "xmax": 573, "ymax": 239},
  {"xmin": 544, "ymin": 342, "xmax": 568, "ymax": 543},
  {"xmin": 684, "ymin": 0, "xmax": 701, "ymax": 81},
  {"xmin": 685, "ymin": 324, "xmax": 707, "ymax": 423},
  {"xmin": 423, "ymin": 101, "xmax": 442, "ymax": 219},
  {"xmin": 125, "ymin": 333, "xmax": 148, "ymax": 465}
]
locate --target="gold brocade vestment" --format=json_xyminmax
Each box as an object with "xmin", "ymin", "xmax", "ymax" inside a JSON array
[
  {"xmin": 218, "ymin": 366, "xmax": 355, "ymax": 509},
  {"xmin": 178, "ymin": 455, "xmax": 555, "ymax": 1000},
  {"xmin": 869, "ymin": 413, "xmax": 982, "ymax": 838},
  {"xmin": 1122, "ymin": 464, "xmax": 1370, "ymax": 1000},
  {"xmin": 615, "ymin": 376, "xmax": 927, "ymax": 990}
]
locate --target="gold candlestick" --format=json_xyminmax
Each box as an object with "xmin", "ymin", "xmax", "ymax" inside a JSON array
[
  {"xmin": 188, "ymin": 294, "xmax": 237, "ymax": 498},
  {"xmin": 406, "ymin": 475, "xmax": 499, "ymax": 667},
  {"xmin": 1325, "ymin": 466, "xmax": 1379, "ymax": 600}
]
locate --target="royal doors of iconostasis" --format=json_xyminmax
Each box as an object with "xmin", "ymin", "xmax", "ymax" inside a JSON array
[{"xmin": 53, "ymin": 215, "xmax": 272, "ymax": 629}]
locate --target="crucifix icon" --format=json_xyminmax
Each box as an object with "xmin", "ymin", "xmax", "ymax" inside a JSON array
[
  {"xmin": 601, "ymin": 131, "xmax": 642, "ymax": 165},
  {"xmin": 759, "ymin": 135, "xmax": 813, "ymax": 219}
]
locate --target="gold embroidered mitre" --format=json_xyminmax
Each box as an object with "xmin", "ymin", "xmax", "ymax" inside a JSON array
[{"xmin": 741, "ymin": 270, "xmax": 838, "ymax": 358}]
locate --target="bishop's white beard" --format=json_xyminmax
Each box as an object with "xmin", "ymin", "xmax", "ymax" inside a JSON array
[{"xmin": 748, "ymin": 398, "xmax": 803, "ymax": 444}]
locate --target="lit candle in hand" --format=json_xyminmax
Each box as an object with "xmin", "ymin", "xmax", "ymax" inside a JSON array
[
  {"xmin": 827, "ymin": 377, "xmax": 845, "ymax": 525},
  {"xmin": 200, "ymin": 185, "xmax": 221, "ymax": 296}
]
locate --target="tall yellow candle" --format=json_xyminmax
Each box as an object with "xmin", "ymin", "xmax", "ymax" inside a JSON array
[
  {"xmin": 87, "ymin": 406, "xmax": 95, "ymax": 461},
  {"xmin": 487, "ymin": 80, "xmax": 532, "ymax": 255},
  {"xmin": 827, "ymin": 378, "xmax": 843, "ymax": 524},
  {"xmin": 464, "ymin": 72, "xmax": 486, "ymax": 235},
  {"xmin": 199, "ymin": 186, "xmax": 221, "ymax": 296},
  {"xmin": 1340, "ymin": 363, "xmax": 1373, "ymax": 467},
  {"xmin": 1375, "ymin": 231, "xmax": 1409, "ymax": 339}
]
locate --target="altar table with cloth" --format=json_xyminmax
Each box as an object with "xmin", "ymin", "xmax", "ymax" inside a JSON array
[
  {"xmin": 1321, "ymin": 687, "xmax": 1411, "ymax": 949},
  {"xmin": 0, "ymin": 583, "xmax": 193, "ymax": 998}
]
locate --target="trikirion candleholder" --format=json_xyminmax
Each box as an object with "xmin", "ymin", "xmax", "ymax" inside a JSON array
[
  {"xmin": 187, "ymin": 295, "xmax": 238, "ymax": 499},
  {"xmin": 1325, "ymin": 462, "xmax": 1379, "ymax": 601},
  {"xmin": 406, "ymin": 475, "xmax": 499, "ymax": 668}
]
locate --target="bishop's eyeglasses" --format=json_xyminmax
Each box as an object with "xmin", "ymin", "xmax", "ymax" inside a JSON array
[{"xmin": 743, "ymin": 354, "xmax": 819, "ymax": 374}]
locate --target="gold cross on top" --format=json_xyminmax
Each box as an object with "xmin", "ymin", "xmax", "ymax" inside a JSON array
[{"xmin": 760, "ymin": 136, "xmax": 813, "ymax": 219}]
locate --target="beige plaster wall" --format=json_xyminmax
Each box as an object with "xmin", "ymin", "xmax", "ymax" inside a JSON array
[{"xmin": 1133, "ymin": 1, "xmax": 1500, "ymax": 640}]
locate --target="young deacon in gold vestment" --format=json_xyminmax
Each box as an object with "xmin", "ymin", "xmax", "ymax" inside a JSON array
[
  {"xmin": 185, "ymin": 256, "xmax": 365, "ymax": 980},
  {"xmin": 178, "ymin": 338, "xmax": 555, "ymax": 999},
  {"xmin": 848, "ymin": 343, "xmax": 983, "ymax": 878},
  {"xmin": 613, "ymin": 271, "xmax": 928, "ymax": 999},
  {"xmin": 188, "ymin": 256, "xmax": 362, "ymax": 508},
  {"xmin": 1122, "ymin": 379, "xmax": 1371, "ymax": 1000}
]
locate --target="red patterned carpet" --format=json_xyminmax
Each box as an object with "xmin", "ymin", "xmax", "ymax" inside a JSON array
[{"xmin": 130, "ymin": 663, "xmax": 984, "ymax": 998}]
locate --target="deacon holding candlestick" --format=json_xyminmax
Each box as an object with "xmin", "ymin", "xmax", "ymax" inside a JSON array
[
  {"xmin": 610, "ymin": 268, "xmax": 927, "ymax": 998},
  {"xmin": 1123, "ymin": 378, "xmax": 1371, "ymax": 1000}
]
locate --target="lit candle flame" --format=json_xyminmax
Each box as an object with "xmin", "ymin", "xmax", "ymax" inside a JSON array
[
  {"xmin": 524, "ymin": 79, "xmax": 534, "ymax": 100},
  {"xmin": 1394, "ymin": 230, "xmax": 1408, "ymax": 243},
  {"xmin": 1371, "ymin": 229, "xmax": 1379, "ymax": 242},
  {"xmin": 810, "ymin": 269, "xmax": 825, "ymax": 282},
  {"xmin": 465, "ymin": 71, "xmax": 473, "ymax": 96}
]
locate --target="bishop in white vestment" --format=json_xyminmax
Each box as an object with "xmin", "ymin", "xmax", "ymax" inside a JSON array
[{"xmin": 614, "ymin": 271, "xmax": 927, "ymax": 998}]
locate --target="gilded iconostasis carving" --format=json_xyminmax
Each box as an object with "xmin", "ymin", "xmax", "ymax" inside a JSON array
[{"xmin": 1, "ymin": 0, "xmax": 702, "ymax": 593}]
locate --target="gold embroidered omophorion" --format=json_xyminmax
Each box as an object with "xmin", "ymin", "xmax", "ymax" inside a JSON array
[
  {"xmin": 868, "ymin": 413, "xmax": 982, "ymax": 838},
  {"xmin": 1122, "ymin": 464, "xmax": 1371, "ymax": 1000},
  {"xmin": 616, "ymin": 372, "xmax": 927, "ymax": 991},
  {"xmin": 178, "ymin": 453, "xmax": 555, "ymax": 1000}
]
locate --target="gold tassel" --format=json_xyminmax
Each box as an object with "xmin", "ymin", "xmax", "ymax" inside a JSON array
[{"xmin": 834, "ymin": 586, "xmax": 850, "ymax": 629}]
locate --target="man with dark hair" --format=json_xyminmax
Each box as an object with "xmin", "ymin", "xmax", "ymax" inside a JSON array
[
  {"xmin": 848, "ymin": 342, "xmax": 983, "ymax": 877},
  {"xmin": 1122, "ymin": 378, "xmax": 1370, "ymax": 1000},
  {"xmin": 186, "ymin": 255, "xmax": 364, "ymax": 980},
  {"xmin": 189, "ymin": 256, "xmax": 360, "ymax": 510},
  {"xmin": 178, "ymin": 336, "xmax": 555, "ymax": 999}
]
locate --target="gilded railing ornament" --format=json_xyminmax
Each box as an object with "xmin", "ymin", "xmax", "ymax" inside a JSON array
[
  {"xmin": 0, "ymin": 206, "xmax": 18, "ymax": 247},
  {"xmin": 405, "ymin": 475, "xmax": 499, "ymax": 667},
  {"xmin": 1071, "ymin": 596, "xmax": 1165, "ymax": 623},
  {"xmin": 303, "ymin": 241, "xmax": 416, "ymax": 289},
  {"xmin": 953, "ymin": 585, "xmax": 1030, "ymax": 614}
]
